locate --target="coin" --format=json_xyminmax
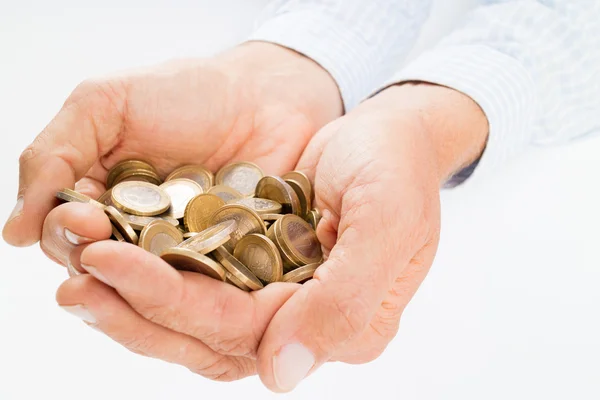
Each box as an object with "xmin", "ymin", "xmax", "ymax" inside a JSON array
[
  {"xmin": 209, "ymin": 204, "xmax": 267, "ymax": 251},
  {"xmin": 285, "ymin": 179, "xmax": 311, "ymax": 217},
  {"xmin": 184, "ymin": 194, "xmax": 225, "ymax": 232},
  {"xmin": 56, "ymin": 188, "xmax": 105, "ymax": 209},
  {"xmin": 233, "ymin": 233, "xmax": 282, "ymax": 284},
  {"xmin": 215, "ymin": 161, "xmax": 264, "ymax": 197},
  {"xmin": 177, "ymin": 220, "xmax": 236, "ymax": 254},
  {"xmin": 282, "ymin": 170, "xmax": 312, "ymax": 201},
  {"xmin": 166, "ymin": 165, "xmax": 214, "ymax": 192},
  {"xmin": 207, "ymin": 185, "xmax": 244, "ymax": 203},
  {"xmin": 113, "ymin": 169, "xmax": 162, "ymax": 186},
  {"xmin": 255, "ymin": 176, "xmax": 301, "ymax": 216},
  {"xmin": 111, "ymin": 181, "xmax": 171, "ymax": 216},
  {"xmin": 160, "ymin": 248, "xmax": 226, "ymax": 281},
  {"xmin": 306, "ymin": 209, "xmax": 322, "ymax": 230},
  {"xmin": 107, "ymin": 160, "xmax": 157, "ymax": 188},
  {"xmin": 97, "ymin": 189, "xmax": 114, "ymax": 206},
  {"xmin": 104, "ymin": 206, "xmax": 139, "ymax": 244},
  {"xmin": 139, "ymin": 220, "xmax": 184, "ymax": 256},
  {"xmin": 229, "ymin": 197, "xmax": 282, "ymax": 215},
  {"xmin": 111, "ymin": 225, "xmax": 126, "ymax": 242},
  {"xmin": 266, "ymin": 222, "xmax": 301, "ymax": 270},
  {"xmin": 225, "ymin": 271, "xmax": 251, "ymax": 292},
  {"xmin": 159, "ymin": 178, "xmax": 204, "ymax": 219},
  {"xmin": 122, "ymin": 213, "xmax": 179, "ymax": 231},
  {"xmin": 261, "ymin": 213, "xmax": 284, "ymax": 221},
  {"xmin": 276, "ymin": 214, "xmax": 322, "ymax": 267},
  {"xmin": 183, "ymin": 232, "xmax": 198, "ymax": 239},
  {"xmin": 282, "ymin": 263, "xmax": 320, "ymax": 283},
  {"xmin": 213, "ymin": 246, "xmax": 263, "ymax": 291}
]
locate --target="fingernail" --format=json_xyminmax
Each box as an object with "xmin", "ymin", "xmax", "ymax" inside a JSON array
[
  {"xmin": 66, "ymin": 259, "xmax": 81, "ymax": 277},
  {"xmin": 273, "ymin": 343, "xmax": 315, "ymax": 391},
  {"xmin": 61, "ymin": 304, "xmax": 96, "ymax": 324},
  {"xmin": 6, "ymin": 197, "xmax": 24, "ymax": 223},
  {"xmin": 81, "ymin": 264, "xmax": 112, "ymax": 287},
  {"xmin": 64, "ymin": 228, "xmax": 94, "ymax": 245}
]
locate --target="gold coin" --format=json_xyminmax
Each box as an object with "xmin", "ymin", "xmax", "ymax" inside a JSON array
[
  {"xmin": 111, "ymin": 225, "xmax": 126, "ymax": 242},
  {"xmin": 112, "ymin": 181, "xmax": 171, "ymax": 216},
  {"xmin": 122, "ymin": 213, "xmax": 179, "ymax": 231},
  {"xmin": 306, "ymin": 209, "xmax": 322, "ymax": 230},
  {"xmin": 183, "ymin": 193, "xmax": 225, "ymax": 232},
  {"xmin": 224, "ymin": 271, "xmax": 251, "ymax": 292},
  {"xmin": 159, "ymin": 178, "xmax": 204, "ymax": 219},
  {"xmin": 228, "ymin": 197, "xmax": 282, "ymax": 215},
  {"xmin": 177, "ymin": 220, "xmax": 236, "ymax": 254},
  {"xmin": 166, "ymin": 165, "xmax": 214, "ymax": 192},
  {"xmin": 183, "ymin": 232, "xmax": 198, "ymax": 239},
  {"xmin": 138, "ymin": 220, "xmax": 184, "ymax": 256},
  {"xmin": 104, "ymin": 206, "xmax": 139, "ymax": 244},
  {"xmin": 261, "ymin": 213, "xmax": 284, "ymax": 221},
  {"xmin": 215, "ymin": 161, "xmax": 264, "ymax": 197},
  {"xmin": 255, "ymin": 176, "xmax": 301, "ymax": 216},
  {"xmin": 207, "ymin": 185, "xmax": 244, "ymax": 203},
  {"xmin": 113, "ymin": 169, "xmax": 162, "ymax": 187},
  {"xmin": 276, "ymin": 214, "xmax": 322, "ymax": 266},
  {"xmin": 97, "ymin": 189, "xmax": 114, "ymax": 206},
  {"xmin": 160, "ymin": 247, "xmax": 226, "ymax": 281},
  {"xmin": 107, "ymin": 160, "xmax": 157, "ymax": 188},
  {"xmin": 213, "ymin": 246, "xmax": 263, "ymax": 291},
  {"xmin": 282, "ymin": 263, "xmax": 320, "ymax": 283},
  {"xmin": 266, "ymin": 221, "xmax": 302, "ymax": 270},
  {"xmin": 284, "ymin": 179, "xmax": 311, "ymax": 217},
  {"xmin": 209, "ymin": 204, "xmax": 267, "ymax": 251},
  {"xmin": 233, "ymin": 233, "xmax": 282, "ymax": 284},
  {"xmin": 56, "ymin": 188, "xmax": 105, "ymax": 209},
  {"xmin": 282, "ymin": 170, "xmax": 312, "ymax": 201}
]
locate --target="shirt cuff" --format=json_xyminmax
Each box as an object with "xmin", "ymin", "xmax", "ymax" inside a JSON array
[
  {"xmin": 384, "ymin": 45, "xmax": 537, "ymax": 187},
  {"xmin": 248, "ymin": 11, "xmax": 373, "ymax": 112}
]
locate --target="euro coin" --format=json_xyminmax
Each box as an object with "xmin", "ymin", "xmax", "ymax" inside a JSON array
[
  {"xmin": 269, "ymin": 214, "xmax": 322, "ymax": 270},
  {"xmin": 229, "ymin": 197, "xmax": 282, "ymax": 215},
  {"xmin": 184, "ymin": 193, "xmax": 225, "ymax": 232},
  {"xmin": 56, "ymin": 188, "xmax": 105, "ymax": 209},
  {"xmin": 97, "ymin": 189, "xmax": 114, "ymax": 206},
  {"xmin": 213, "ymin": 246, "xmax": 263, "ymax": 291},
  {"xmin": 282, "ymin": 263, "xmax": 319, "ymax": 283},
  {"xmin": 166, "ymin": 165, "xmax": 214, "ymax": 192},
  {"xmin": 159, "ymin": 178, "xmax": 203, "ymax": 219},
  {"xmin": 282, "ymin": 170, "xmax": 312, "ymax": 201},
  {"xmin": 113, "ymin": 169, "xmax": 162, "ymax": 187},
  {"xmin": 207, "ymin": 185, "xmax": 244, "ymax": 203},
  {"xmin": 266, "ymin": 222, "xmax": 301, "ymax": 270},
  {"xmin": 306, "ymin": 209, "xmax": 322, "ymax": 230},
  {"xmin": 225, "ymin": 271, "xmax": 251, "ymax": 291},
  {"xmin": 183, "ymin": 232, "xmax": 198, "ymax": 239},
  {"xmin": 284, "ymin": 179, "xmax": 311, "ymax": 217},
  {"xmin": 161, "ymin": 248, "xmax": 226, "ymax": 281},
  {"xmin": 122, "ymin": 213, "xmax": 179, "ymax": 231},
  {"xmin": 233, "ymin": 233, "xmax": 282, "ymax": 284},
  {"xmin": 107, "ymin": 160, "xmax": 158, "ymax": 188},
  {"xmin": 112, "ymin": 181, "xmax": 171, "ymax": 216},
  {"xmin": 138, "ymin": 220, "xmax": 184, "ymax": 256},
  {"xmin": 111, "ymin": 225, "xmax": 126, "ymax": 242},
  {"xmin": 177, "ymin": 220, "xmax": 236, "ymax": 254},
  {"xmin": 255, "ymin": 176, "xmax": 301, "ymax": 216},
  {"xmin": 209, "ymin": 204, "xmax": 266, "ymax": 251},
  {"xmin": 261, "ymin": 213, "xmax": 284, "ymax": 221},
  {"xmin": 104, "ymin": 206, "xmax": 139, "ymax": 244},
  {"xmin": 215, "ymin": 161, "xmax": 264, "ymax": 197}
]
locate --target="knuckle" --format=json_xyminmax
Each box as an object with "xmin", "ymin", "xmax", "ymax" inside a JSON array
[{"xmin": 120, "ymin": 332, "xmax": 159, "ymax": 357}]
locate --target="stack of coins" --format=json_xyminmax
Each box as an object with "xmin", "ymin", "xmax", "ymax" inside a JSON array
[{"xmin": 55, "ymin": 160, "xmax": 323, "ymax": 291}]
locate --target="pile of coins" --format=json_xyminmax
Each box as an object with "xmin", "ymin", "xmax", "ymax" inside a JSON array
[{"xmin": 56, "ymin": 160, "xmax": 323, "ymax": 291}]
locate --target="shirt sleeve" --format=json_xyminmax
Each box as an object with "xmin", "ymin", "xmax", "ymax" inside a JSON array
[
  {"xmin": 248, "ymin": 0, "xmax": 433, "ymax": 112},
  {"xmin": 384, "ymin": 0, "xmax": 600, "ymax": 187}
]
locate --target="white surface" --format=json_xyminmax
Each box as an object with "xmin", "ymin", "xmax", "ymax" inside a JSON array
[{"xmin": 1, "ymin": 1, "xmax": 599, "ymax": 399}]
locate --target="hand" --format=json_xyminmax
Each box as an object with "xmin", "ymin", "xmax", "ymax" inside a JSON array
[
  {"xmin": 2, "ymin": 41, "xmax": 342, "ymax": 257},
  {"xmin": 51, "ymin": 83, "xmax": 487, "ymax": 388}
]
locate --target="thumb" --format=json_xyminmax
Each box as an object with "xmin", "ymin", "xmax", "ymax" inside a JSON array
[
  {"xmin": 3, "ymin": 79, "xmax": 126, "ymax": 246},
  {"xmin": 256, "ymin": 177, "xmax": 433, "ymax": 392}
]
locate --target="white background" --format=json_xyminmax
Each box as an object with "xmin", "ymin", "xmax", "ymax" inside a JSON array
[{"xmin": 1, "ymin": 1, "xmax": 599, "ymax": 399}]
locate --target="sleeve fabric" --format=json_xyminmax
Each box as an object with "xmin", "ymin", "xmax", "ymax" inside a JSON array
[{"xmin": 248, "ymin": 0, "xmax": 433, "ymax": 111}]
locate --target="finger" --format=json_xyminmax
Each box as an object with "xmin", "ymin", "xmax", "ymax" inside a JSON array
[
  {"xmin": 74, "ymin": 175, "xmax": 108, "ymax": 200},
  {"xmin": 57, "ymin": 274, "xmax": 256, "ymax": 381},
  {"xmin": 77, "ymin": 240, "xmax": 299, "ymax": 357},
  {"xmin": 40, "ymin": 202, "xmax": 112, "ymax": 266},
  {"xmin": 3, "ymin": 79, "xmax": 126, "ymax": 247},
  {"xmin": 257, "ymin": 176, "xmax": 438, "ymax": 392}
]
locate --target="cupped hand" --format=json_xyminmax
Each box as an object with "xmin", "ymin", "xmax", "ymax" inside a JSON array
[
  {"xmin": 3, "ymin": 41, "xmax": 341, "ymax": 256},
  {"xmin": 52, "ymin": 83, "xmax": 487, "ymax": 389}
]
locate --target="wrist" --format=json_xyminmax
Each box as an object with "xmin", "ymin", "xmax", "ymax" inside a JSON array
[
  {"xmin": 375, "ymin": 83, "xmax": 489, "ymax": 185},
  {"xmin": 219, "ymin": 42, "xmax": 343, "ymax": 130}
]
